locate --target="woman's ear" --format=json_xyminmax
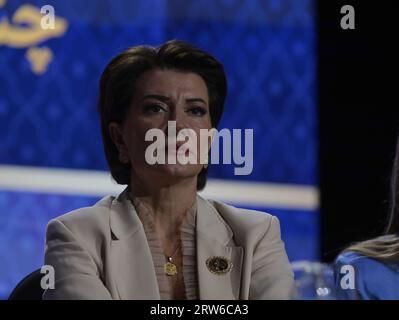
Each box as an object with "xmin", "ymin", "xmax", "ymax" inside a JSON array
[{"xmin": 109, "ymin": 122, "xmax": 129, "ymax": 163}]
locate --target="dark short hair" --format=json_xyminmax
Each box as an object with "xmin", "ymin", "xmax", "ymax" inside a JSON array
[{"xmin": 98, "ymin": 40, "xmax": 227, "ymax": 190}]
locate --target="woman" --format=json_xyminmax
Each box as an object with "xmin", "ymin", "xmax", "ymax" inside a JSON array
[
  {"xmin": 335, "ymin": 137, "xmax": 399, "ymax": 299},
  {"xmin": 43, "ymin": 40, "xmax": 294, "ymax": 300}
]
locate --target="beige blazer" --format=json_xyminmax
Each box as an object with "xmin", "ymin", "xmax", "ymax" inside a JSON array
[{"xmin": 43, "ymin": 187, "xmax": 294, "ymax": 300}]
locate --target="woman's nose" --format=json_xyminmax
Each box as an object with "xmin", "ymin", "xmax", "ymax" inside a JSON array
[{"xmin": 167, "ymin": 106, "xmax": 189, "ymax": 132}]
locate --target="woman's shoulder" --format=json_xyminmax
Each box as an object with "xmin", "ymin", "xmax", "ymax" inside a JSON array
[
  {"xmin": 335, "ymin": 251, "xmax": 370, "ymax": 266},
  {"xmin": 335, "ymin": 251, "xmax": 399, "ymax": 272},
  {"xmin": 46, "ymin": 194, "xmax": 116, "ymax": 237},
  {"xmin": 335, "ymin": 251, "xmax": 399, "ymax": 299},
  {"xmin": 203, "ymin": 197, "xmax": 275, "ymax": 225},
  {"xmin": 201, "ymin": 196, "xmax": 279, "ymax": 241}
]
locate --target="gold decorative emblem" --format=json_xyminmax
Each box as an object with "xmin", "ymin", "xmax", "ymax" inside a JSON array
[
  {"xmin": 0, "ymin": 0, "xmax": 68, "ymax": 75},
  {"xmin": 206, "ymin": 256, "xmax": 233, "ymax": 275},
  {"xmin": 164, "ymin": 261, "xmax": 178, "ymax": 276}
]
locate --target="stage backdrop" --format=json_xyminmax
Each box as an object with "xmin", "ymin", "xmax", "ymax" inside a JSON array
[{"xmin": 0, "ymin": 0, "xmax": 317, "ymax": 298}]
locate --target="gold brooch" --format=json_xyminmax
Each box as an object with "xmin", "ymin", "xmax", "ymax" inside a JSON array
[{"xmin": 206, "ymin": 256, "xmax": 233, "ymax": 275}]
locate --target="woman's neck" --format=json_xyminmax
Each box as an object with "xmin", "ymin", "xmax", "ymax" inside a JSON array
[{"xmin": 129, "ymin": 176, "xmax": 197, "ymax": 237}]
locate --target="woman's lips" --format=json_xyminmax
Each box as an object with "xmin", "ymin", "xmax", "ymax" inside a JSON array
[{"xmin": 164, "ymin": 142, "xmax": 194, "ymax": 157}]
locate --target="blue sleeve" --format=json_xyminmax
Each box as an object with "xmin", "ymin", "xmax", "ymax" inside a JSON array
[
  {"xmin": 334, "ymin": 251, "xmax": 399, "ymax": 300},
  {"xmin": 334, "ymin": 252, "xmax": 365, "ymax": 300}
]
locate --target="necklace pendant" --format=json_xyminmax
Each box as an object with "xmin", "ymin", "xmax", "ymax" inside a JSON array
[{"xmin": 164, "ymin": 261, "xmax": 178, "ymax": 276}]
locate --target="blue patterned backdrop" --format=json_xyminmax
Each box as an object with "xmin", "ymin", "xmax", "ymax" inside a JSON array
[{"xmin": 0, "ymin": 0, "xmax": 317, "ymax": 298}]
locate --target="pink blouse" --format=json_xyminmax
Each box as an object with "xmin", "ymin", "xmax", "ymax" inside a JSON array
[{"xmin": 132, "ymin": 197, "xmax": 199, "ymax": 300}]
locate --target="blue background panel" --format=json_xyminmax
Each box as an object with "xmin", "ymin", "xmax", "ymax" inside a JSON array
[
  {"xmin": 0, "ymin": 0, "xmax": 317, "ymax": 185},
  {"xmin": 0, "ymin": 0, "xmax": 318, "ymax": 299}
]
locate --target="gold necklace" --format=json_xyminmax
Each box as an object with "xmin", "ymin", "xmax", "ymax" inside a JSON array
[
  {"xmin": 128, "ymin": 191, "xmax": 181, "ymax": 276},
  {"xmin": 164, "ymin": 243, "xmax": 181, "ymax": 276}
]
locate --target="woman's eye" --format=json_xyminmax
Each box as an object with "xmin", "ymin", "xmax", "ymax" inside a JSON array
[
  {"xmin": 143, "ymin": 104, "xmax": 166, "ymax": 114},
  {"xmin": 188, "ymin": 106, "xmax": 207, "ymax": 116}
]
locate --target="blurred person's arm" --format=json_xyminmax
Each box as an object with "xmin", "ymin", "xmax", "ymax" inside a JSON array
[{"xmin": 335, "ymin": 251, "xmax": 399, "ymax": 300}]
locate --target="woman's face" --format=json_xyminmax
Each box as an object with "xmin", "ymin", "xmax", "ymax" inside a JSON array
[{"xmin": 111, "ymin": 68, "xmax": 212, "ymax": 187}]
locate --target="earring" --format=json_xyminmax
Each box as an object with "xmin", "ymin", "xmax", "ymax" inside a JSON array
[{"xmin": 119, "ymin": 153, "xmax": 129, "ymax": 164}]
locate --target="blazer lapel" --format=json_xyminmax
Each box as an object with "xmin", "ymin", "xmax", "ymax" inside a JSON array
[
  {"xmin": 107, "ymin": 188, "xmax": 243, "ymax": 300},
  {"xmin": 196, "ymin": 195, "xmax": 243, "ymax": 300},
  {"xmin": 109, "ymin": 187, "xmax": 160, "ymax": 299}
]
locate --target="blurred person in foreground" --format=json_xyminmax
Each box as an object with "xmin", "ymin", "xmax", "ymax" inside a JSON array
[
  {"xmin": 43, "ymin": 40, "xmax": 293, "ymax": 300},
  {"xmin": 335, "ymin": 136, "xmax": 399, "ymax": 299}
]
